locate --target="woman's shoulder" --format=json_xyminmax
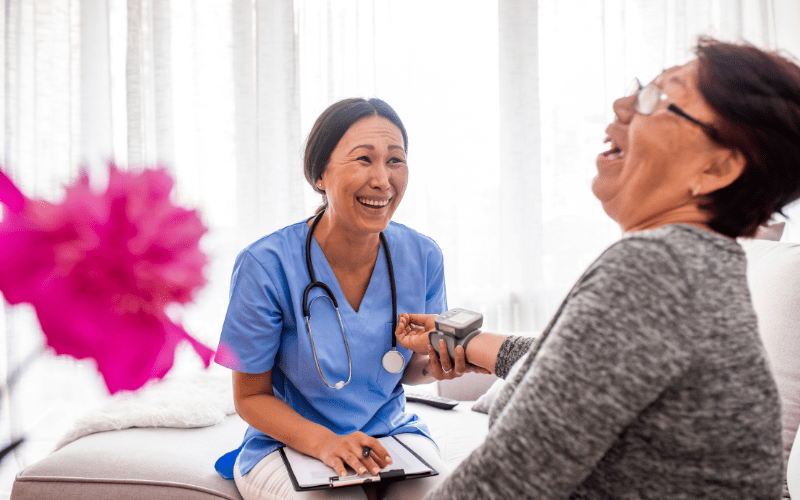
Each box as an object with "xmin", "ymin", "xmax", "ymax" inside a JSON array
[
  {"xmin": 384, "ymin": 220, "xmax": 442, "ymax": 253},
  {"xmin": 610, "ymin": 224, "xmax": 744, "ymax": 271},
  {"xmin": 625, "ymin": 224, "xmax": 742, "ymax": 251},
  {"xmin": 599, "ymin": 228, "xmax": 684, "ymax": 270},
  {"xmin": 384, "ymin": 221, "xmax": 445, "ymax": 271},
  {"xmin": 588, "ymin": 224, "xmax": 746, "ymax": 303},
  {"xmin": 245, "ymin": 219, "xmax": 307, "ymax": 249},
  {"xmin": 581, "ymin": 227, "xmax": 696, "ymax": 299},
  {"xmin": 236, "ymin": 219, "xmax": 308, "ymax": 266}
]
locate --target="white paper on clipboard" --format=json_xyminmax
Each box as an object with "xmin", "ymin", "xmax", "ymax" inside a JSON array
[{"xmin": 280, "ymin": 435, "xmax": 436, "ymax": 491}]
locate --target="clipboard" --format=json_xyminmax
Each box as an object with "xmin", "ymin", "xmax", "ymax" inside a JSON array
[{"xmin": 279, "ymin": 435, "xmax": 438, "ymax": 491}]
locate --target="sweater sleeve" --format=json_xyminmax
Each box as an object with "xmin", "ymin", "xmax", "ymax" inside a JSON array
[
  {"xmin": 494, "ymin": 336, "xmax": 536, "ymax": 379},
  {"xmin": 425, "ymin": 239, "xmax": 695, "ymax": 500}
]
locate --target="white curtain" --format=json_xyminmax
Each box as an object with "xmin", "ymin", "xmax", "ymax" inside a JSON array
[{"xmin": 2, "ymin": 0, "xmax": 798, "ymax": 462}]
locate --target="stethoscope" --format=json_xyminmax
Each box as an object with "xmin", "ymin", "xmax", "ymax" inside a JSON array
[{"xmin": 302, "ymin": 208, "xmax": 405, "ymax": 390}]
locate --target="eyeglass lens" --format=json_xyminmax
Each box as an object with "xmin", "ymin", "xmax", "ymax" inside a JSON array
[
  {"xmin": 625, "ymin": 78, "xmax": 663, "ymax": 116},
  {"xmin": 625, "ymin": 78, "xmax": 715, "ymax": 136},
  {"xmin": 626, "ymin": 78, "xmax": 642, "ymax": 97},
  {"xmin": 636, "ymin": 87, "xmax": 663, "ymax": 115},
  {"xmin": 627, "ymin": 79, "xmax": 664, "ymax": 116}
]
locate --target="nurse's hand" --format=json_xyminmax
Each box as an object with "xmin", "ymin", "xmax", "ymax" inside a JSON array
[
  {"xmin": 425, "ymin": 339, "xmax": 491, "ymax": 379},
  {"xmin": 318, "ymin": 432, "xmax": 391, "ymax": 478},
  {"xmin": 395, "ymin": 313, "xmax": 437, "ymax": 354}
]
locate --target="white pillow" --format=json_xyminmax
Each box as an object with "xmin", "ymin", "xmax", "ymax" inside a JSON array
[
  {"xmin": 56, "ymin": 369, "xmax": 235, "ymax": 450},
  {"xmin": 471, "ymin": 378, "xmax": 506, "ymax": 414},
  {"xmin": 740, "ymin": 238, "xmax": 800, "ymax": 462},
  {"xmin": 752, "ymin": 222, "xmax": 786, "ymax": 241}
]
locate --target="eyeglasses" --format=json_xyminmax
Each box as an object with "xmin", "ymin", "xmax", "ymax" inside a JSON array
[{"xmin": 627, "ymin": 78, "xmax": 717, "ymax": 138}]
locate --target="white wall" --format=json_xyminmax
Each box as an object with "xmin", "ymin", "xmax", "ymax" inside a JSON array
[{"xmin": 775, "ymin": 0, "xmax": 800, "ymax": 58}]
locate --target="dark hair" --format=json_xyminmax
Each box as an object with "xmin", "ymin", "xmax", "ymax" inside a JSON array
[
  {"xmin": 694, "ymin": 37, "xmax": 800, "ymax": 237},
  {"xmin": 303, "ymin": 98, "xmax": 408, "ymax": 210}
]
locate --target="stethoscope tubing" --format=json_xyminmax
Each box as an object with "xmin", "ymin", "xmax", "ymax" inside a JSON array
[
  {"xmin": 305, "ymin": 294, "xmax": 351, "ymax": 389},
  {"xmin": 303, "ymin": 209, "xmax": 399, "ymax": 389}
]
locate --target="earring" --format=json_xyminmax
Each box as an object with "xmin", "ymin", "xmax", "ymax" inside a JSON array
[{"xmin": 317, "ymin": 182, "xmax": 323, "ymax": 190}]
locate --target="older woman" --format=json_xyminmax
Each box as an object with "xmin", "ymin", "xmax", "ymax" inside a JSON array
[
  {"xmin": 214, "ymin": 98, "xmax": 475, "ymax": 500},
  {"xmin": 397, "ymin": 37, "xmax": 800, "ymax": 499}
]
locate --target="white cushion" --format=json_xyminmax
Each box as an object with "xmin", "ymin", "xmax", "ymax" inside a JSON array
[
  {"xmin": 790, "ymin": 423, "xmax": 800, "ymax": 498},
  {"xmin": 471, "ymin": 378, "xmax": 505, "ymax": 414},
  {"xmin": 56, "ymin": 370, "xmax": 236, "ymax": 450},
  {"xmin": 741, "ymin": 238, "xmax": 800, "ymax": 462},
  {"xmin": 438, "ymin": 372, "xmax": 499, "ymax": 401},
  {"xmin": 753, "ymin": 222, "xmax": 786, "ymax": 241},
  {"xmin": 12, "ymin": 415, "xmax": 248, "ymax": 500}
]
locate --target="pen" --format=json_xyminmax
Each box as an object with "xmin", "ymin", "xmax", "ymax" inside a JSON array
[{"xmin": 362, "ymin": 446, "xmax": 371, "ymax": 458}]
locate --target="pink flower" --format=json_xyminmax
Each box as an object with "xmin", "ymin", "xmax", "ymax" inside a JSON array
[{"xmin": 0, "ymin": 164, "xmax": 214, "ymax": 393}]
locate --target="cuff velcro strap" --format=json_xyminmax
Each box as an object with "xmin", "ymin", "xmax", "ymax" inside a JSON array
[{"xmin": 452, "ymin": 329, "xmax": 482, "ymax": 359}]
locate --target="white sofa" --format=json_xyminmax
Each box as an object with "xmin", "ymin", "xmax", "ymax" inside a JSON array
[
  {"xmin": 740, "ymin": 238, "xmax": 800, "ymax": 499},
  {"xmin": 8, "ymin": 377, "xmax": 491, "ymax": 500},
  {"xmin": 10, "ymin": 237, "xmax": 800, "ymax": 500},
  {"xmin": 791, "ymin": 428, "xmax": 800, "ymax": 499}
]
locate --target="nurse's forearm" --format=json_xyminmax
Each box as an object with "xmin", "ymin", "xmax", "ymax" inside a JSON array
[
  {"xmin": 236, "ymin": 392, "xmax": 338, "ymax": 458},
  {"xmin": 400, "ymin": 352, "xmax": 436, "ymax": 385}
]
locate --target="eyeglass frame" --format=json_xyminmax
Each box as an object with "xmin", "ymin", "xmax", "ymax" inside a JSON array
[{"xmin": 627, "ymin": 78, "xmax": 717, "ymax": 139}]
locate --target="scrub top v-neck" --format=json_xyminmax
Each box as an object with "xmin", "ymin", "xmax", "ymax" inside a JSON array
[{"xmin": 214, "ymin": 218, "xmax": 447, "ymax": 479}]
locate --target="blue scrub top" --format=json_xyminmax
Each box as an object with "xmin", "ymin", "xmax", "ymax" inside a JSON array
[{"xmin": 214, "ymin": 219, "xmax": 447, "ymax": 479}]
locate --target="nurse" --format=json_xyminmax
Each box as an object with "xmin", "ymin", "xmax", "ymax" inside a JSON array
[{"xmin": 214, "ymin": 98, "xmax": 472, "ymax": 500}]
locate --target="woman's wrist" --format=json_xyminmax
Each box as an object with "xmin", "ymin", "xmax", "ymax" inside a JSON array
[{"xmin": 464, "ymin": 332, "xmax": 507, "ymax": 375}]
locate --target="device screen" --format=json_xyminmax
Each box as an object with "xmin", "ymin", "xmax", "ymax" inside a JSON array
[{"xmin": 449, "ymin": 311, "xmax": 476, "ymax": 325}]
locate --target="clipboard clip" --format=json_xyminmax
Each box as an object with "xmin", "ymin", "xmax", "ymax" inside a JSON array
[
  {"xmin": 329, "ymin": 475, "xmax": 377, "ymax": 487},
  {"xmin": 379, "ymin": 469, "xmax": 405, "ymax": 480},
  {"xmin": 329, "ymin": 469, "xmax": 406, "ymax": 487}
]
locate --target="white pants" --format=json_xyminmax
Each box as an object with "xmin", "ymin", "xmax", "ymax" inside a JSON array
[{"xmin": 233, "ymin": 434, "xmax": 449, "ymax": 500}]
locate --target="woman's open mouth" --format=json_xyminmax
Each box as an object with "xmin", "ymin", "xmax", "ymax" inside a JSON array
[
  {"xmin": 357, "ymin": 196, "xmax": 390, "ymax": 208},
  {"xmin": 599, "ymin": 139, "xmax": 625, "ymax": 162}
]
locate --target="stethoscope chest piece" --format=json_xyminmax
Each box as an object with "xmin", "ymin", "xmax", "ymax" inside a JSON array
[{"xmin": 382, "ymin": 350, "xmax": 405, "ymax": 374}]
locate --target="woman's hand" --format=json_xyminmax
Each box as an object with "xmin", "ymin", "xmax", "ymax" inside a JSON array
[
  {"xmin": 317, "ymin": 432, "xmax": 391, "ymax": 478},
  {"xmin": 397, "ymin": 313, "xmax": 491, "ymax": 380}
]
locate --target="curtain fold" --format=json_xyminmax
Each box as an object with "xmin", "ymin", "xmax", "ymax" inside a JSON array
[
  {"xmin": 231, "ymin": 0, "xmax": 258, "ymax": 245},
  {"xmin": 126, "ymin": 0, "xmax": 174, "ymax": 168},
  {"xmin": 229, "ymin": 0, "xmax": 304, "ymax": 255},
  {"xmin": 153, "ymin": 0, "xmax": 175, "ymax": 170},
  {"xmin": 125, "ymin": 0, "xmax": 144, "ymax": 166},
  {"xmin": 80, "ymin": 0, "xmax": 113, "ymax": 183},
  {"xmin": 253, "ymin": 0, "xmax": 302, "ymax": 239},
  {"xmin": 498, "ymin": 0, "xmax": 543, "ymax": 331}
]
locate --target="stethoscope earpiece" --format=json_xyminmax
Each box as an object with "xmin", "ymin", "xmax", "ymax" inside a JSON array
[{"xmin": 303, "ymin": 209, "xmax": 404, "ymax": 390}]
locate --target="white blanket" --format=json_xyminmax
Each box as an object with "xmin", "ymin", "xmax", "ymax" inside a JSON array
[{"xmin": 55, "ymin": 369, "xmax": 236, "ymax": 450}]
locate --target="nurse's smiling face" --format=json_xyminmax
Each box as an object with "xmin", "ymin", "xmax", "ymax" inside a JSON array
[{"xmin": 319, "ymin": 116, "xmax": 408, "ymax": 236}]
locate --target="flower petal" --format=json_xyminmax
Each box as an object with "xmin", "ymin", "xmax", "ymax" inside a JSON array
[
  {"xmin": 0, "ymin": 170, "xmax": 26, "ymax": 214},
  {"xmin": 0, "ymin": 165, "xmax": 213, "ymax": 393}
]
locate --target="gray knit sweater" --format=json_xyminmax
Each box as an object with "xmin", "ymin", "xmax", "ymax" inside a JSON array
[{"xmin": 426, "ymin": 224, "xmax": 783, "ymax": 499}]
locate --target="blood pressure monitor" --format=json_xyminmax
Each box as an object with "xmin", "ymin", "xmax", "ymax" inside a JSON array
[{"xmin": 429, "ymin": 308, "xmax": 483, "ymax": 361}]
